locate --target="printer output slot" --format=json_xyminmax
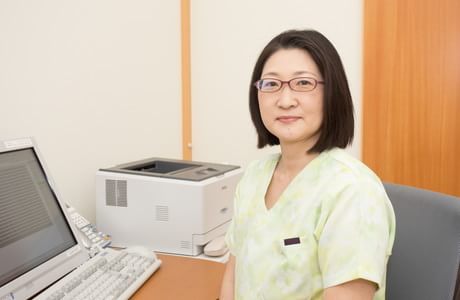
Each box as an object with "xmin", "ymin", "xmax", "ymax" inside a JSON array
[{"xmin": 124, "ymin": 160, "xmax": 199, "ymax": 174}]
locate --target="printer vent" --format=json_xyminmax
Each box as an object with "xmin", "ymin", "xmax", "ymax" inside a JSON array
[
  {"xmin": 180, "ymin": 240, "xmax": 191, "ymax": 249},
  {"xmin": 105, "ymin": 179, "xmax": 127, "ymax": 207},
  {"xmin": 155, "ymin": 205, "xmax": 169, "ymax": 222}
]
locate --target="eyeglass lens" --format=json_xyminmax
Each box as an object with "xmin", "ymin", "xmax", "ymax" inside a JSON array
[{"xmin": 256, "ymin": 77, "xmax": 318, "ymax": 92}]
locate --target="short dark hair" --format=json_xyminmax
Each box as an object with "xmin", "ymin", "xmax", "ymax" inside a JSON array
[{"xmin": 249, "ymin": 29, "xmax": 354, "ymax": 153}]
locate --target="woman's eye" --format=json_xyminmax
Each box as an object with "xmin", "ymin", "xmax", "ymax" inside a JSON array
[
  {"xmin": 297, "ymin": 79, "xmax": 313, "ymax": 86},
  {"xmin": 264, "ymin": 80, "xmax": 279, "ymax": 87}
]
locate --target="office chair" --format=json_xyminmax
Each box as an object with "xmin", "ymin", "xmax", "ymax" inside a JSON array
[{"xmin": 384, "ymin": 182, "xmax": 460, "ymax": 300}]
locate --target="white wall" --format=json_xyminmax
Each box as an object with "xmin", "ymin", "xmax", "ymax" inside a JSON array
[
  {"xmin": 0, "ymin": 0, "xmax": 363, "ymax": 223},
  {"xmin": 191, "ymin": 0, "xmax": 363, "ymax": 167},
  {"xmin": 0, "ymin": 0, "xmax": 182, "ymax": 223}
]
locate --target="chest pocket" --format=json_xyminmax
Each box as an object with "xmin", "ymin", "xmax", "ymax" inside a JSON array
[{"xmin": 279, "ymin": 233, "xmax": 321, "ymax": 290}]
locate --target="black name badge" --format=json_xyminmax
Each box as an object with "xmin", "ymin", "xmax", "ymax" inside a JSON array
[{"xmin": 283, "ymin": 237, "xmax": 301, "ymax": 246}]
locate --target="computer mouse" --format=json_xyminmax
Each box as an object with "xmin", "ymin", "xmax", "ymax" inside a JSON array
[{"xmin": 204, "ymin": 235, "xmax": 228, "ymax": 257}]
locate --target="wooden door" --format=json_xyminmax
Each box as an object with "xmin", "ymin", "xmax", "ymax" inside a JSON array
[{"xmin": 363, "ymin": 0, "xmax": 460, "ymax": 196}]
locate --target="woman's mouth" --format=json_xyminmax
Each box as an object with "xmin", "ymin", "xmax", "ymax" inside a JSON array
[{"xmin": 276, "ymin": 116, "xmax": 300, "ymax": 123}]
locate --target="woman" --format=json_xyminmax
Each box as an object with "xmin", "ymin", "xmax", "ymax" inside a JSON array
[{"xmin": 220, "ymin": 30, "xmax": 395, "ymax": 300}]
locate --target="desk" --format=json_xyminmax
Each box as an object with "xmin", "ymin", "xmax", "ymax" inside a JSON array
[{"xmin": 131, "ymin": 254, "xmax": 226, "ymax": 299}]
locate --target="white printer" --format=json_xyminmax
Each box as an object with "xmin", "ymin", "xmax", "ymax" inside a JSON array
[{"xmin": 96, "ymin": 157, "xmax": 242, "ymax": 256}]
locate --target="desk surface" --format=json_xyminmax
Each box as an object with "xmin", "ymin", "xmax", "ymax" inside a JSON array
[{"xmin": 131, "ymin": 254, "xmax": 226, "ymax": 299}]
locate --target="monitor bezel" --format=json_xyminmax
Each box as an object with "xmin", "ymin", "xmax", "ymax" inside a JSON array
[{"xmin": 0, "ymin": 137, "xmax": 88, "ymax": 300}]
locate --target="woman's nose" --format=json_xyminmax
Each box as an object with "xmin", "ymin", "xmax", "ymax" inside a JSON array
[{"xmin": 277, "ymin": 84, "xmax": 298, "ymax": 108}]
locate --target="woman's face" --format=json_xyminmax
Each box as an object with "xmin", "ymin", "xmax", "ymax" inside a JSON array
[{"xmin": 258, "ymin": 48, "xmax": 324, "ymax": 147}]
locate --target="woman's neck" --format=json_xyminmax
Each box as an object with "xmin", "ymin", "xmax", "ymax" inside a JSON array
[{"xmin": 277, "ymin": 141, "xmax": 319, "ymax": 176}]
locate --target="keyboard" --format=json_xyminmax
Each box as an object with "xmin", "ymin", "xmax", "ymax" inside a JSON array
[{"xmin": 35, "ymin": 247, "xmax": 162, "ymax": 300}]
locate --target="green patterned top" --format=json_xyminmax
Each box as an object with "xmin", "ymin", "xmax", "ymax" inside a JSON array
[{"xmin": 226, "ymin": 148, "xmax": 395, "ymax": 300}]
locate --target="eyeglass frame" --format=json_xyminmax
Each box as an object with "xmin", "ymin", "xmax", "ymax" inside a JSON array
[{"xmin": 253, "ymin": 77, "xmax": 325, "ymax": 93}]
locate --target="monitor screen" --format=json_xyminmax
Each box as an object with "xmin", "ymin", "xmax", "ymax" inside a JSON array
[{"xmin": 0, "ymin": 148, "xmax": 77, "ymax": 287}]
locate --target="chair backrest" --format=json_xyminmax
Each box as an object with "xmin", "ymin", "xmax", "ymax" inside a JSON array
[{"xmin": 384, "ymin": 182, "xmax": 460, "ymax": 300}]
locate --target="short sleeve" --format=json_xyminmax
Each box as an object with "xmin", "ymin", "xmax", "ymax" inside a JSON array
[
  {"xmin": 225, "ymin": 180, "xmax": 242, "ymax": 257},
  {"xmin": 317, "ymin": 180, "xmax": 395, "ymax": 289},
  {"xmin": 225, "ymin": 216, "xmax": 237, "ymax": 256}
]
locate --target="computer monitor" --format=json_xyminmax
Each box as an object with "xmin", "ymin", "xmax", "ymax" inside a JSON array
[{"xmin": 0, "ymin": 138, "xmax": 88, "ymax": 300}]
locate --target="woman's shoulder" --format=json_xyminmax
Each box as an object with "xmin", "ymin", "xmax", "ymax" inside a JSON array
[
  {"xmin": 320, "ymin": 149, "xmax": 393, "ymax": 219},
  {"xmin": 321, "ymin": 148, "xmax": 383, "ymax": 186},
  {"xmin": 244, "ymin": 152, "xmax": 280, "ymax": 173},
  {"xmin": 236, "ymin": 153, "xmax": 280, "ymax": 187}
]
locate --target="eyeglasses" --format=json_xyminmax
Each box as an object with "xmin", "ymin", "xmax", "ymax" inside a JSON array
[{"xmin": 254, "ymin": 77, "xmax": 324, "ymax": 93}]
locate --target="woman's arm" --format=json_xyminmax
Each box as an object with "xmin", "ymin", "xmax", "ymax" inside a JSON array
[
  {"xmin": 323, "ymin": 279, "xmax": 376, "ymax": 300},
  {"xmin": 219, "ymin": 254, "xmax": 236, "ymax": 300}
]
